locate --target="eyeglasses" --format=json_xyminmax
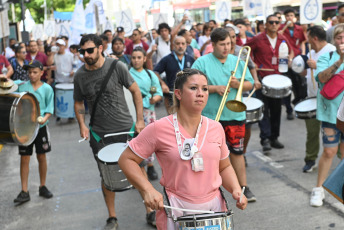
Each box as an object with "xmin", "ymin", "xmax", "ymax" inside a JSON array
[
  {"xmin": 278, "ymin": 17, "xmax": 282, "ymax": 19},
  {"xmin": 338, "ymin": 13, "xmax": 344, "ymax": 17},
  {"xmin": 79, "ymin": 47, "xmax": 97, "ymax": 55},
  {"xmin": 268, "ymin": 21, "xmax": 280, "ymax": 25}
]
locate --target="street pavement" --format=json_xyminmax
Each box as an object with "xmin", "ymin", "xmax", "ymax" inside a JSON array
[{"xmin": 1, "ymin": 103, "xmax": 344, "ymax": 230}]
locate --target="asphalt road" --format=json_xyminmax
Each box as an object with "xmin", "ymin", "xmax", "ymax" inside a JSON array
[{"xmin": 1, "ymin": 103, "xmax": 344, "ymax": 230}]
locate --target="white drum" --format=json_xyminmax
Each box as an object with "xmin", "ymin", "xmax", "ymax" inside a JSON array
[
  {"xmin": 55, "ymin": 83, "xmax": 75, "ymax": 118},
  {"xmin": 243, "ymin": 97, "xmax": 264, "ymax": 123},
  {"xmin": 262, "ymin": 74, "xmax": 292, "ymax": 98},
  {"xmin": 294, "ymin": 98, "xmax": 317, "ymax": 119},
  {"xmin": 97, "ymin": 143, "xmax": 133, "ymax": 192}
]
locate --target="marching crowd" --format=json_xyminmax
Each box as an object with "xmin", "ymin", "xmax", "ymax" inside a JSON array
[{"xmin": 1, "ymin": 6, "xmax": 344, "ymax": 230}]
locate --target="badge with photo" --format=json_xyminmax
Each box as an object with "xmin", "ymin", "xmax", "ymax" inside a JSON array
[{"xmin": 180, "ymin": 138, "xmax": 194, "ymax": 160}]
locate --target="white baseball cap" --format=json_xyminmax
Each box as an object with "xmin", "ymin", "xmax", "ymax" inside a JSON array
[
  {"xmin": 292, "ymin": 55, "xmax": 309, "ymax": 73},
  {"xmin": 56, "ymin": 39, "xmax": 66, "ymax": 46}
]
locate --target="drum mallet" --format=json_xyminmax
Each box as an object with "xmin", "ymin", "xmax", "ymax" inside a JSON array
[
  {"xmin": 308, "ymin": 44, "xmax": 316, "ymax": 90},
  {"xmin": 245, "ymin": 88, "xmax": 256, "ymax": 101},
  {"xmin": 240, "ymin": 186, "xmax": 246, "ymax": 203},
  {"xmin": 280, "ymin": 21, "xmax": 292, "ymax": 34},
  {"xmin": 37, "ymin": 116, "xmax": 44, "ymax": 123},
  {"xmin": 142, "ymin": 200, "xmax": 215, "ymax": 214}
]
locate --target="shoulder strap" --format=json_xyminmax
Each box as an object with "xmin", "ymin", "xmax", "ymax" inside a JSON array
[
  {"xmin": 123, "ymin": 55, "xmax": 130, "ymax": 65},
  {"xmin": 329, "ymin": 51, "xmax": 334, "ymax": 60},
  {"xmin": 90, "ymin": 60, "xmax": 118, "ymax": 127},
  {"xmin": 144, "ymin": 68, "xmax": 152, "ymax": 80}
]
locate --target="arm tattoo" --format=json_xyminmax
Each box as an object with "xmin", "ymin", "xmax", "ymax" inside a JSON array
[
  {"xmin": 319, "ymin": 61, "xmax": 340, "ymax": 83},
  {"xmin": 78, "ymin": 109, "xmax": 85, "ymax": 114}
]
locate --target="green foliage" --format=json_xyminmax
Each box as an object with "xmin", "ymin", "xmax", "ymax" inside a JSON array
[{"xmin": 8, "ymin": 0, "xmax": 90, "ymax": 24}]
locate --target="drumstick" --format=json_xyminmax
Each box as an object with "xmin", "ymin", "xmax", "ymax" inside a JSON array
[
  {"xmin": 280, "ymin": 21, "xmax": 292, "ymax": 34},
  {"xmin": 240, "ymin": 186, "xmax": 246, "ymax": 203},
  {"xmin": 246, "ymin": 88, "xmax": 256, "ymax": 101},
  {"xmin": 78, "ymin": 137, "xmax": 86, "ymax": 143},
  {"xmin": 164, "ymin": 205, "xmax": 215, "ymax": 214},
  {"xmin": 104, "ymin": 131, "xmax": 135, "ymax": 138},
  {"xmin": 308, "ymin": 44, "xmax": 316, "ymax": 90},
  {"xmin": 257, "ymin": 68, "xmax": 275, "ymax": 72}
]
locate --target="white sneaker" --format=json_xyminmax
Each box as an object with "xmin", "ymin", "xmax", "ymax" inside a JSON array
[{"xmin": 310, "ymin": 187, "xmax": 325, "ymax": 207}]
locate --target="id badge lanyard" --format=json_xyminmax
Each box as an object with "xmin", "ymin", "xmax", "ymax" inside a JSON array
[
  {"xmin": 173, "ymin": 52, "xmax": 185, "ymax": 71},
  {"xmin": 268, "ymin": 41, "xmax": 277, "ymax": 65},
  {"xmin": 173, "ymin": 113, "xmax": 202, "ymax": 160}
]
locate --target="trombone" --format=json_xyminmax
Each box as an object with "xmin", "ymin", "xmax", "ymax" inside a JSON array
[{"xmin": 214, "ymin": 46, "xmax": 251, "ymax": 122}]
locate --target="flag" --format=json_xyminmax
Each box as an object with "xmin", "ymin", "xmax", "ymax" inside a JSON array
[{"xmin": 71, "ymin": 0, "xmax": 86, "ymax": 45}]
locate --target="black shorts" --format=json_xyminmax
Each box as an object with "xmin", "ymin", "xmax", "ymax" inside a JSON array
[{"xmin": 19, "ymin": 125, "xmax": 51, "ymax": 155}]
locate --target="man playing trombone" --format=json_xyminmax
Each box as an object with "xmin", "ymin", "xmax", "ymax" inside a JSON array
[{"xmin": 192, "ymin": 28, "xmax": 256, "ymax": 202}]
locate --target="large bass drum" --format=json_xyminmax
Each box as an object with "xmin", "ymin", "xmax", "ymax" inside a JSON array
[{"xmin": 0, "ymin": 92, "xmax": 40, "ymax": 146}]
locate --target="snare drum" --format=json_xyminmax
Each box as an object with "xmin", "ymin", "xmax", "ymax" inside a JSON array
[
  {"xmin": 0, "ymin": 92, "xmax": 40, "ymax": 146},
  {"xmin": 97, "ymin": 143, "xmax": 133, "ymax": 192},
  {"xmin": 55, "ymin": 83, "xmax": 75, "ymax": 118},
  {"xmin": 176, "ymin": 211, "xmax": 234, "ymax": 230},
  {"xmin": 243, "ymin": 97, "xmax": 264, "ymax": 124},
  {"xmin": 262, "ymin": 74, "xmax": 292, "ymax": 98},
  {"xmin": 294, "ymin": 98, "xmax": 317, "ymax": 119}
]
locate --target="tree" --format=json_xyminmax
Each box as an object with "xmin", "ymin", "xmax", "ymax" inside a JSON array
[{"xmin": 8, "ymin": 0, "xmax": 90, "ymax": 24}]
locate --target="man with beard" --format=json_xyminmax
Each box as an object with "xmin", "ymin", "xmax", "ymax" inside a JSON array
[
  {"xmin": 110, "ymin": 37, "xmax": 131, "ymax": 68},
  {"xmin": 74, "ymin": 34, "xmax": 145, "ymax": 230},
  {"xmin": 153, "ymin": 36, "xmax": 195, "ymax": 113}
]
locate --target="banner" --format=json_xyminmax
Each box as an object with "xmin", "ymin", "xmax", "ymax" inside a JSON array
[
  {"xmin": 115, "ymin": 9, "xmax": 136, "ymax": 37},
  {"xmin": 32, "ymin": 24, "xmax": 44, "ymax": 40},
  {"xmin": 70, "ymin": 0, "xmax": 85, "ymax": 45},
  {"xmin": 243, "ymin": 0, "xmax": 263, "ymax": 16},
  {"xmin": 44, "ymin": 20, "xmax": 56, "ymax": 37},
  {"xmin": 1, "ymin": 10, "xmax": 10, "ymax": 38},
  {"xmin": 152, "ymin": 13, "xmax": 168, "ymax": 30},
  {"xmin": 56, "ymin": 21, "xmax": 71, "ymax": 38},
  {"xmin": 300, "ymin": 0, "xmax": 322, "ymax": 24},
  {"xmin": 104, "ymin": 19, "xmax": 114, "ymax": 33},
  {"xmin": 215, "ymin": 1, "xmax": 232, "ymax": 21},
  {"xmin": 263, "ymin": 0, "xmax": 274, "ymax": 20}
]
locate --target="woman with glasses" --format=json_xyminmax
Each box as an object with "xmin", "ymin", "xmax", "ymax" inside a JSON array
[
  {"xmin": 10, "ymin": 45, "xmax": 29, "ymax": 81},
  {"xmin": 119, "ymin": 68, "xmax": 247, "ymax": 229}
]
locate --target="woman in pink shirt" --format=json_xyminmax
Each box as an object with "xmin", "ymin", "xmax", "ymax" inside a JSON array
[{"xmin": 119, "ymin": 68, "xmax": 247, "ymax": 229}]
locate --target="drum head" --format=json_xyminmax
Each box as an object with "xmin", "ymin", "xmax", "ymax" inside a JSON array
[
  {"xmin": 13, "ymin": 93, "xmax": 40, "ymax": 145},
  {"xmin": 98, "ymin": 143, "xmax": 128, "ymax": 163},
  {"xmin": 295, "ymin": 98, "xmax": 317, "ymax": 112},
  {"xmin": 243, "ymin": 97, "xmax": 263, "ymax": 110},
  {"xmin": 55, "ymin": 83, "xmax": 74, "ymax": 90},
  {"xmin": 262, "ymin": 75, "xmax": 292, "ymax": 88}
]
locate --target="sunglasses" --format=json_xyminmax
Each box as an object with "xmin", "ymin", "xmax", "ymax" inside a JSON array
[
  {"xmin": 278, "ymin": 17, "xmax": 282, "ymax": 19},
  {"xmin": 268, "ymin": 21, "xmax": 280, "ymax": 25},
  {"xmin": 79, "ymin": 47, "xmax": 97, "ymax": 55},
  {"xmin": 339, "ymin": 13, "xmax": 344, "ymax": 17}
]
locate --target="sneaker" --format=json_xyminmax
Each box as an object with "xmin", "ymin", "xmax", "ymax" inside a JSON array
[
  {"xmin": 310, "ymin": 187, "xmax": 325, "ymax": 207},
  {"xmin": 270, "ymin": 139, "xmax": 284, "ymax": 149},
  {"xmin": 39, "ymin": 186, "xmax": 53, "ymax": 199},
  {"xmin": 104, "ymin": 217, "xmax": 118, "ymax": 230},
  {"xmin": 261, "ymin": 139, "xmax": 271, "ymax": 152},
  {"xmin": 146, "ymin": 210, "xmax": 156, "ymax": 226},
  {"xmin": 14, "ymin": 191, "xmax": 30, "ymax": 204},
  {"xmin": 303, "ymin": 161, "xmax": 316, "ymax": 173},
  {"xmin": 287, "ymin": 113, "xmax": 294, "ymax": 120},
  {"xmin": 147, "ymin": 166, "xmax": 158, "ymax": 180},
  {"xmin": 243, "ymin": 186, "xmax": 256, "ymax": 202}
]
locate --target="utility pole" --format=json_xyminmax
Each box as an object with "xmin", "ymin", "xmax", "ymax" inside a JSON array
[{"xmin": 20, "ymin": 0, "xmax": 25, "ymax": 31}]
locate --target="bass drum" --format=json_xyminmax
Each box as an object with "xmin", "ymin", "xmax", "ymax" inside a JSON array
[{"xmin": 0, "ymin": 92, "xmax": 40, "ymax": 146}]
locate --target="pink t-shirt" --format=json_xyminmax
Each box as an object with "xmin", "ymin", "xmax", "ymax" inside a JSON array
[{"xmin": 128, "ymin": 115, "xmax": 229, "ymax": 204}]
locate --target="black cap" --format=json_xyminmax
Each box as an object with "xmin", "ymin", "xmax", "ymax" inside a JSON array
[
  {"xmin": 117, "ymin": 26, "xmax": 124, "ymax": 33},
  {"xmin": 23, "ymin": 60, "xmax": 44, "ymax": 71}
]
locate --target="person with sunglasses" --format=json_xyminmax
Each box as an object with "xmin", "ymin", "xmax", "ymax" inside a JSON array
[
  {"xmin": 246, "ymin": 14, "xmax": 294, "ymax": 152},
  {"xmin": 118, "ymin": 68, "xmax": 247, "ymax": 229},
  {"xmin": 10, "ymin": 45, "xmax": 29, "ymax": 81},
  {"xmin": 74, "ymin": 34, "xmax": 145, "ymax": 230},
  {"xmin": 327, "ymin": 4, "xmax": 344, "ymax": 43}
]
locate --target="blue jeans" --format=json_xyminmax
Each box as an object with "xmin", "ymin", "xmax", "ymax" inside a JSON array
[{"xmin": 321, "ymin": 122, "xmax": 344, "ymax": 148}]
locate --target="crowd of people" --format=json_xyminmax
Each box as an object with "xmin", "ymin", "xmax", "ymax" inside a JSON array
[{"xmin": 1, "ymin": 5, "xmax": 344, "ymax": 230}]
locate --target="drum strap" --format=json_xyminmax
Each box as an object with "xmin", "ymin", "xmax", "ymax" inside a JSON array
[
  {"xmin": 219, "ymin": 187, "xmax": 230, "ymax": 211},
  {"xmin": 89, "ymin": 60, "xmax": 118, "ymax": 142}
]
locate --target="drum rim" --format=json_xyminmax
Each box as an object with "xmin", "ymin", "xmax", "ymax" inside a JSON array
[
  {"xmin": 97, "ymin": 143, "xmax": 128, "ymax": 164},
  {"xmin": 10, "ymin": 92, "xmax": 40, "ymax": 146},
  {"xmin": 55, "ymin": 83, "xmax": 74, "ymax": 89},
  {"xmin": 243, "ymin": 97, "xmax": 264, "ymax": 109},
  {"xmin": 262, "ymin": 75, "xmax": 292, "ymax": 87},
  {"xmin": 176, "ymin": 211, "xmax": 233, "ymax": 221}
]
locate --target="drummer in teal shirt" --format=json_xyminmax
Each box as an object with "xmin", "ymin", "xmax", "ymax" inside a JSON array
[{"xmin": 192, "ymin": 28, "xmax": 254, "ymax": 200}]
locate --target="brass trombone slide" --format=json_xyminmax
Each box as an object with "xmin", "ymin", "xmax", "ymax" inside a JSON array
[{"xmin": 214, "ymin": 46, "xmax": 252, "ymax": 122}]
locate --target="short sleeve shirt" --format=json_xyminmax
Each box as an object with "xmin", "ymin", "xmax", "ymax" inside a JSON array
[
  {"xmin": 279, "ymin": 24, "xmax": 306, "ymax": 56},
  {"xmin": 10, "ymin": 58, "xmax": 29, "ymax": 81},
  {"xmin": 315, "ymin": 51, "xmax": 344, "ymax": 124},
  {"xmin": 26, "ymin": 52, "xmax": 48, "ymax": 80},
  {"xmin": 128, "ymin": 115, "xmax": 229, "ymax": 203},
  {"xmin": 73, "ymin": 58, "xmax": 135, "ymax": 133},
  {"xmin": 18, "ymin": 81, "xmax": 54, "ymax": 127},
  {"xmin": 129, "ymin": 68, "xmax": 163, "ymax": 111},
  {"xmin": 192, "ymin": 53, "xmax": 254, "ymax": 121},
  {"xmin": 0, "ymin": 55, "xmax": 10, "ymax": 74}
]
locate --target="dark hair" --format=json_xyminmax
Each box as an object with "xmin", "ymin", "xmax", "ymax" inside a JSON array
[
  {"xmin": 158, "ymin": 23, "xmax": 171, "ymax": 34},
  {"xmin": 80, "ymin": 34, "xmax": 102, "ymax": 47},
  {"xmin": 111, "ymin": 36, "xmax": 124, "ymax": 45},
  {"xmin": 257, "ymin": 20, "xmax": 265, "ymax": 32},
  {"xmin": 190, "ymin": 28, "xmax": 196, "ymax": 32},
  {"xmin": 133, "ymin": 28, "xmax": 141, "ymax": 34},
  {"xmin": 307, "ymin": 26, "xmax": 326, "ymax": 41},
  {"xmin": 130, "ymin": 47, "xmax": 147, "ymax": 69},
  {"xmin": 70, "ymin": 44, "xmax": 80, "ymax": 50},
  {"xmin": 103, "ymin": 29, "xmax": 112, "ymax": 34},
  {"xmin": 15, "ymin": 45, "xmax": 24, "ymax": 54},
  {"xmin": 273, "ymin": 12, "xmax": 281, "ymax": 16},
  {"xmin": 29, "ymin": 40, "xmax": 37, "ymax": 45},
  {"xmin": 196, "ymin": 23, "xmax": 203, "ymax": 27},
  {"xmin": 202, "ymin": 23, "xmax": 211, "ymax": 35},
  {"xmin": 210, "ymin": 28, "xmax": 230, "ymax": 44},
  {"xmin": 171, "ymin": 68, "xmax": 208, "ymax": 113},
  {"xmin": 209, "ymin": 19, "xmax": 217, "ymax": 25},
  {"xmin": 338, "ymin": 4, "xmax": 344, "ymax": 13},
  {"xmin": 44, "ymin": 44, "xmax": 51, "ymax": 54},
  {"xmin": 178, "ymin": 29, "xmax": 187, "ymax": 36},
  {"xmin": 266, "ymin": 14, "xmax": 278, "ymax": 22},
  {"xmin": 151, "ymin": 29, "xmax": 157, "ymax": 33},
  {"xmin": 100, "ymin": 34, "xmax": 109, "ymax": 42},
  {"xmin": 59, "ymin": 35, "xmax": 69, "ymax": 41},
  {"xmin": 234, "ymin": 19, "xmax": 246, "ymax": 26},
  {"xmin": 284, "ymin": 8, "xmax": 295, "ymax": 15}
]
